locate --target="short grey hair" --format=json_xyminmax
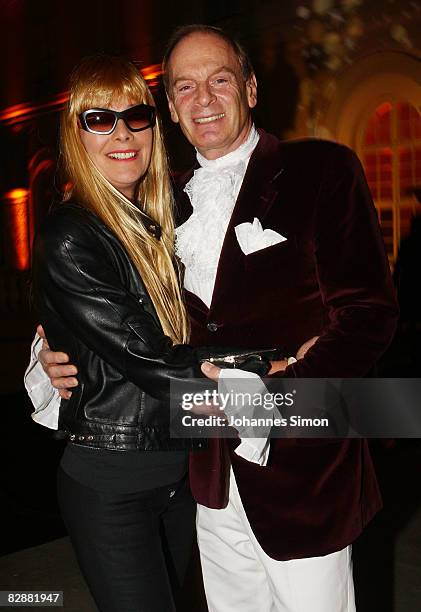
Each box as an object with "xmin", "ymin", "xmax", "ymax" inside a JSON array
[{"xmin": 162, "ymin": 24, "xmax": 254, "ymax": 95}]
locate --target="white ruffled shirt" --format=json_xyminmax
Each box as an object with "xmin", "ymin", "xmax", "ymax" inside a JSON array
[{"xmin": 176, "ymin": 125, "xmax": 260, "ymax": 308}]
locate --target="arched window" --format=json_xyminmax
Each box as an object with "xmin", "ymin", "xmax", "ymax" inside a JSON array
[
  {"xmin": 322, "ymin": 51, "xmax": 421, "ymax": 268},
  {"xmin": 362, "ymin": 101, "xmax": 421, "ymax": 264}
]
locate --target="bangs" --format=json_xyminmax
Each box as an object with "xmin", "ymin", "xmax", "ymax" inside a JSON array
[
  {"xmin": 78, "ymin": 81, "xmax": 148, "ymax": 112},
  {"xmin": 68, "ymin": 56, "xmax": 152, "ymax": 114}
]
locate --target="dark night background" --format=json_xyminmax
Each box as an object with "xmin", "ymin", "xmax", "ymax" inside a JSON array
[{"xmin": 0, "ymin": 1, "xmax": 421, "ymax": 610}]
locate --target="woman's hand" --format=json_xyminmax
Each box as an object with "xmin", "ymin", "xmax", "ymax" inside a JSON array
[
  {"xmin": 184, "ymin": 362, "xmax": 223, "ymax": 417},
  {"xmin": 200, "ymin": 361, "xmax": 221, "ymax": 381}
]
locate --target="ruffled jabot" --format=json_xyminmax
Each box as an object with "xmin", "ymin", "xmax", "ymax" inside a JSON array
[{"xmin": 175, "ymin": 126, "xmax": 259, "ymax": 305}]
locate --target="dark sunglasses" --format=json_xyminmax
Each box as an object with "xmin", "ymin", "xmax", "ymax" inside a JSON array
[{"xmin": 78, "ymin": 104, "xmax": 156, "ymax": 135}]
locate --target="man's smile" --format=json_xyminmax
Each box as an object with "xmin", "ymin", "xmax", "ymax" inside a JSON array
[{"xmin": 193, "ymin": 113, "xmax": 225, "ymax": 124}]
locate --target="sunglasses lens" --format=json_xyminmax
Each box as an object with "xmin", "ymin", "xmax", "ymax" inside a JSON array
[
  {"xmin": 85, "ymin": 111, "xmax": 115, "ymax": 133},
  {"xmin": 125, "ymin": 105, "xmax": 155, "ymax": 130}
]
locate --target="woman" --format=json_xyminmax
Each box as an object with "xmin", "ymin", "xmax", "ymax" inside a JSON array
[{"xmin": 32, "ymin": 54, "xmax": 214, "ymax": 612}]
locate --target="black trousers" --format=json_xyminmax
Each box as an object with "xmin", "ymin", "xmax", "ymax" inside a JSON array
[{"xmin": 57, "ymin": 467, "xmax": 196, "ymax": 612}]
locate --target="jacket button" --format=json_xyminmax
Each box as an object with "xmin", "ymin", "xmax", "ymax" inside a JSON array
[{"xmin": 207, "ymin": 322, "xmax": 219, "ymax": 332}]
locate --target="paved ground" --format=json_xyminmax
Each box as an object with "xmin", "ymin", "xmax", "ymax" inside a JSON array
[
  {"xmin": 0, "ymin": 537, "xmax": 207, "ymax": 612},
  {"xmin": 0, "ymin": 538, "xmax": 97, "ymax": 612},
  {"xmin": 1, "ymin": 483, "xmax": 421, "ymax": 612},
  {"xmin": 353, "ymin": 441, "xmax": 421, "ymax": 612}
]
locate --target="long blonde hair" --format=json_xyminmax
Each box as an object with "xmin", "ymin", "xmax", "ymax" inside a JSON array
[{"xmin": 60, "ymin": 55, "xmax": 189, "ymax": 343}]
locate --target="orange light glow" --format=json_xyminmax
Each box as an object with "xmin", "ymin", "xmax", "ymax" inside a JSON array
[
  {"xmin": 141, "ymin": 64, "xmax": 163, "ymax": 81},
  {"xmin": 376, "ymin": 102, "xmax": 392, "ymax": 117},
  {"xmin": 0, "ymin": 64, "xmax": 163, "ymax": 127},
  {"xmin": 4, "ymin": 189, "xmax": 30, "ymax": 270},
  {"xmin": 141, "ymin": 64, "xmax": 163, "ymax": 87},
  {"xmin": 7, "ymin": 189, "xmax": 28, "ymax": 200},
  {"xmin": 0, "ymin": 93, "xmax": 69, "ymax": 126}
]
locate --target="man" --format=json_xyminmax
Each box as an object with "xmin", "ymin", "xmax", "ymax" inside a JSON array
[{"xmin": 26, "ymin": 25, "xmax": 397, "ymax": 611}]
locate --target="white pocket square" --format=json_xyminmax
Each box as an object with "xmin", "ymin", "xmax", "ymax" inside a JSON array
[{"xmin": 235, "ymin": 217, "xmax": 287, "ymax": 255}]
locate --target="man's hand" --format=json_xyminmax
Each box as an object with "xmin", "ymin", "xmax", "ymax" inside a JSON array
[
  {"xmin": 190, "ymin": 362, "xmax": 224, "ymax": 417},
  {"xmin": 268, "ymin": 335, "xmax": 320, "ymax": 374},
  {"xmin": 296, "ymin": 335, "xmax": 319, "ymax": 359},
  {"xmin": 200, "ymin": 361, "xmax": 221, "ymax": 381},
  {"xmin": 37, "ymin": 324, "xmax": 78, "ymax": 400},
  {"xmin": 268, "ymin": 359, "xmax": 288, "ymax": 374}
]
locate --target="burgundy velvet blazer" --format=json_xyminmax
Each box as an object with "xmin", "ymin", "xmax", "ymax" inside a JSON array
[{"xmin": 176, "ymin": 130, "xmax": 398, "ymax": 561}]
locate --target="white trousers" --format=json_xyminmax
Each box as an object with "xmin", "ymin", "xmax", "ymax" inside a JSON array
[{"xmin": 197, "ymin": 469, "xmax": 356, "ymax": 612}]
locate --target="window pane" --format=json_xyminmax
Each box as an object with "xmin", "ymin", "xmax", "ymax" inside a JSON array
[
  {"xmin": 380, "ymin": 185, "xmax": 393, "ymax": 199},
  {"xmin": 397, "ymin": 102, "xmax": 410, "ymax": 121},
  {"xmin": 377, "ymin": 103, "xmax": 391, "ymax": 143},
  {"xmin": 364, "ymin": 119, "xmax": 376, "ymax": 145},
  {"xmin": 362, "ymin": 102, "xmax": 420, "ymax": 264},
  {"xmin": 380, "ymin": 209, "xmax": 393, "ymax": 222},
  {"xmin": 381, "ymin": 226, "xmax": 394, "ymax": 237},
  {"xmin": 399, "ymin": 120, "xmax": 411, "ymax": 140},
  {"xmin": 400, "ymin": 207, "xmax": 414, "ymax": 238},
  {"xmin": 399, "ymin": 148, "xmax": 413, "ymax": 196},
  {"xmin": 415, "ymin": 148, "xmax": 421, "ymax": 181}
]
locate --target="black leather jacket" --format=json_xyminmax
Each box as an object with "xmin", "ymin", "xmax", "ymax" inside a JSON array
[{"xmin": 32, "ymin": 203, "xmax": 204, "ymax": 451}]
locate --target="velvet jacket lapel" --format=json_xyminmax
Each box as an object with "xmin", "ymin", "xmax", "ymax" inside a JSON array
[
  {"xmin": 175, "ymin": 129, "xmax": 286, "ymax": 313},
  {"xmin": 209, "ymin": 129, "xmax": 285, "ymax": 312}
]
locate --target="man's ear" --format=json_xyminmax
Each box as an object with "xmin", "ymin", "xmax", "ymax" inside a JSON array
[
  {"xmin": 166, "ymin": 94, "xmax": 179, "ymax": 124},
  {"xmin": 246, "ymin": 74, "xmax": 257, "ymax": 109}
]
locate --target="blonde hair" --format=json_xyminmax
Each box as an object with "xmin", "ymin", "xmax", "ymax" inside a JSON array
[{"xmin": 60, "ymin": 55, "xmax": 189, "ymax": 343}]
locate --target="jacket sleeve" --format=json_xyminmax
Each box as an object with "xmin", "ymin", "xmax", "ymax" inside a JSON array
[
  {"xmin": 32, "ymin": 212, "xmax": 202, "ymax": 402},
  {"xmin": 275, "ymin": 146, "xmax": 398, "ymax": 378}
]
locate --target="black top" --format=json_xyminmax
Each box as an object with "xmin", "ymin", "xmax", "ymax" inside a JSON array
[{"xmin": 61, "ymin": 444, "xmax": 189, "ymax": 493}]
